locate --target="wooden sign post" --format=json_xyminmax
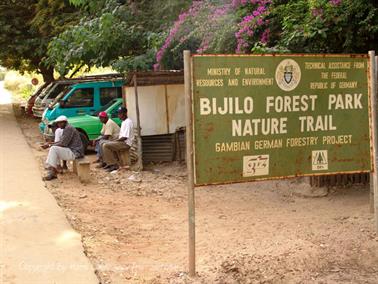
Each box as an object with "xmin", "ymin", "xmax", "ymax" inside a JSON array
[
  {"xmin": 184, "ymin": 50, "xmax": 196, "ymax": 277},
  {"xmin": 369, "ymin": 51, "xmax": 378, "ymax": 230}
]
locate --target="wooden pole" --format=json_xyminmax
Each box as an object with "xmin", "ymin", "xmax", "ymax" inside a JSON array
[
  {"xmin": 372, "ymin": 53, "xmax": 377, "ymax": 213},
  {"xmin": 133, "ymin": 74, "xmax": 143, "ymax": 171},
  {"xmin": 184, "ymin": 50, "xmax": 196, "ymax": 277},
  {"xmin": 369, "ymin": 51, "xmax": 378, "ymax": 230},
  {"xmin": 375, "ymin": 54, "xmax": 378, "ymax": 230},
  {"xmin": 164, "ymin": 84, "xmax": 170, "ymax": 133}
]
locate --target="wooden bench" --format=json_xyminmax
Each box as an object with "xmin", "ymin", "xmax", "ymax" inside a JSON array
[{"xmin": 73, "ymin": 158, "xmax": 91, "ymax": 183}]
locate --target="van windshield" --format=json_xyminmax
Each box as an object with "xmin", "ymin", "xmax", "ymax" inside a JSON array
[
  {"xmin": 92, "ymin": 99, "xmax": 119, "ymax": 116},
  {"xmin": 49, "ymin": 85, "xmax": 73, "ymax": 108},
  {"xmin": 48, "ymin": 83, "xmax": 72, "ymax": 99},
  {"xmin": 38, "ymin": 83, "xmax": 54, "ymax": 99}
]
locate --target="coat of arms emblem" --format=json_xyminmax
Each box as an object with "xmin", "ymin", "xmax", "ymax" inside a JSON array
[
  {"xmin": 284, "ymin": 64, "xmax": 293, "ymax": 84},
  {"xmin": 275, "ymin": 59, "xmax": 301, "ymax": 91}
]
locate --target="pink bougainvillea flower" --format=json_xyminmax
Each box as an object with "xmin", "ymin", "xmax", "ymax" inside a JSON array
[
  {"xmin": 329, "ymin": 0, "xmax": 342, "ymax": 6},
  {"xmin": 311, "ymin": 8, "xmax": 324, "ymax": 17},
  {"xmin": 235, "ymin": 0, "xmax": 272, "ymax": 53}
]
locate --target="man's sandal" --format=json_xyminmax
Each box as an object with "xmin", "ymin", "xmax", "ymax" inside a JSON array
[
  {"xmin": 56, "ymin": 166, "xmax": 64, "ymax": 174},
  {"xmin": 42, "ymin": 173, "xmax": 57, "ymax": 181}
]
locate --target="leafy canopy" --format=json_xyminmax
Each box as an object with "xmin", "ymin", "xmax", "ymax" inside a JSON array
[
  {"xmin": 0, "ymin": 0, "xmax": 79, "ymax": 81},
  {"xmin": 48, "ymin": 0, "xmax": 191, "ymax": 76}
]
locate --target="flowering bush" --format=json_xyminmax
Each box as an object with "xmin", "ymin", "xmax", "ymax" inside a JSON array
[
  {"xmin": 234, "ymin": 0, "xmax": 272, "ymax": 53},
  {"xmin": 156, "ymin": 0, "xmax": 274, "ymax": 69},
  {"xmin": 154, "ymin": 1, "xmax": 203, "ymax": 70},
  {"xmin": 157, "ymin": 0, "xmax": 378, "ymax": 69},
  {"xmin": 277, "ymin": 0, "xmax": 378, "ymax": 53}
]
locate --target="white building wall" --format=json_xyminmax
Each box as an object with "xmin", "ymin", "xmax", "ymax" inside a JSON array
[
  {"xmin": 167, "ymin": 84, "xmax": 186, "ymax": 133},
  {"xmin": 125, "ymin": 84, "xmax": 185, "ymax": 136}
]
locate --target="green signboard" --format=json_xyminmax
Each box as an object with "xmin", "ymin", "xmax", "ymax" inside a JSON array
[{"xmin": 191, "ymin": 54, "xmax": 372, "ymax": 186}]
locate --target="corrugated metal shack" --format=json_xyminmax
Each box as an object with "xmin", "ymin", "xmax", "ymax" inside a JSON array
[{"xmin": 123, "ymin": 71, "xmax": 186, "ymax": 163}]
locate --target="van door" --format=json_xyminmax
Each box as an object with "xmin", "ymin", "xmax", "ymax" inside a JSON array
[
  {"xmin": 62, "ymin": 88, "xmax": 95, "ymax": 116},
  {"xmin": 109, "ymin": 100, "xmax": 123, "ymax": 126},
  {"xmin": 99, "ymin": 87, "xmax": 123, "ymax": 106}
]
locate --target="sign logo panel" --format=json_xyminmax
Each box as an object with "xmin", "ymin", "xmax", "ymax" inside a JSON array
[{"xmin": 243, "ymin": 155, "xmax": 270, "ymax": 177}]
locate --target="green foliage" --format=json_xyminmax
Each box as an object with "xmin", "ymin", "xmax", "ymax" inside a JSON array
[
  {"xmin": 19, "ymin": 85, "xmax": 35, "ymax": 100},
  {"xmin": 3, "ymin": 71, "xmax": 41, "ymax": 100},
  {"xmin": 33, "ymin": 0, "xmax": 79, "ymax": 36},
  {"xmin": 275, "ymin": 0, "xmax": 378, "ymax": 53},
  {"xmin": 47, "ymin": 4, "xmax": 140, "ymax": 75},
  {"xmin": 158, "ymin": 1, "xmax": 240, "ymax": 70},
  {"xmin": 0, "ymin": 1, "xmax": 41, "ymax": 73},
  {"xmin": 163, "ymin": 38, "xmax": 202, "ymax": 70},
  {"xmin": 0, "ymin": 0, "xmax": 79, "ymax": 82},
  {"xmin": 111, "ymin": 43, "xmax": 161, "ymax": 74},
  {"xmin": 132, "ymin": 0, "xmax": 192, "ymax": 32},
  {"xmin": 48, "ymin": 0, "xmax": 190, "ymax": 75},
  {"xmin": 3, "ymin": 0, "xmax": 377, "ymax": 79},
  {"xmin": 156, "ymin": 0, "xmax": 378, "ymax": 69}
]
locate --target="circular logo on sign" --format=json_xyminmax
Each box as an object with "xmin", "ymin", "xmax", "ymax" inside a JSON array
[{"xmin": 275, "ymin": 59, "xmax": 301, "ymax": 91}]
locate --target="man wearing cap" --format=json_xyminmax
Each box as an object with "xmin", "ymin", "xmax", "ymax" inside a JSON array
[
  {"xmin": 41, "ymin": 115, "xmax": 84, "ymax": 180},
  {"xmin": 94, "ymin": 111, "xmax": 120, "ymax": 165},
  {"xmin": 47, "ymin": 121, "xmax": 68, "ymax": 170},
  {"xmin": 102, "ymin": 107, "xmax": 134, "ymax": 172}
]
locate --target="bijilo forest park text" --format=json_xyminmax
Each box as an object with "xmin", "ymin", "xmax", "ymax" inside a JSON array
[{"xmin": 191, "ymin": 55, "xmax": 372, "ymax": 185}]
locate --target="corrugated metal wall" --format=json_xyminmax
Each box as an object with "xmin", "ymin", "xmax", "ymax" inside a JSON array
[
  {"xmin": 175, "ymin": 127, "xmax": 186, "ymax": 161},
  {"xmin": 310, "ymin": 173, "xmax": 369, "ymax": 187},
  {"xmin": 133, "ymin": 127, "xmax": 186, "ymax": 164},
  {"xmin": 141, "ymin": 134, "xmax": 176, "ymax": 163}
]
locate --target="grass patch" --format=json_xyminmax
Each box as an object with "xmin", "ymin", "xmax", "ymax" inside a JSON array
[{"xmin": 3, "ymin": 71, "xmax": 43, "ymax": 102}]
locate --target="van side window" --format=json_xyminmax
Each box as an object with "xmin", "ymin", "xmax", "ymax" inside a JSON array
[
  {"xmin": 110, "ymin": 106, "xmax": 119, "ymax": 118},
  {"xmin": 65, "ymin": 88, "xmax": 94, "ymax": 107},
  {"xmin": 100, "ymin": 87, "xmax": 122, "ymax": 106}
]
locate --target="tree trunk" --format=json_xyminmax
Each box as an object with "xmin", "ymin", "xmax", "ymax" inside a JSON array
[
  {"xmin": 39, "ymin": 66, "xmax": 55, "ymax": 83},
  {"xmin": 69, "ymin": 63, "xmax": 85, "ymax": 78}
]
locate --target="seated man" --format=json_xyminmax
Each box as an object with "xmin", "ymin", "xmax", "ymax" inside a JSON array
[
  {"xmin": 48, "ymin": 121, "xmax": 67, "ymax": 171},
  {"xmin": 94, "ymin": 111, "xmax": 120, "ymax": 167},
  {"xmin": 101, "ymin": 107, "xmax": 134, "ymax": 172},
  {"xmin": 42, "ymin": 115, "xmax": 84, "ymax": 180}
]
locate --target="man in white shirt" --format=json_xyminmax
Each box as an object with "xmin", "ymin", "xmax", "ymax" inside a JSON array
[
  {"xmin": 47, "ymin": 121, "xmax": 67, "ymax": 171},
  {"xmin": 102, "ymin": 107, "xmax": 134, "ymax": 172}
]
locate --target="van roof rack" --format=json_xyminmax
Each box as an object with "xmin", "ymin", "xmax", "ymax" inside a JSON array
[
  {"xmin": 75, "ymin": 73, "xmax": 124, "ymax": 81},
  {"xmin": 54, "ymin": 73, "xmax": 124, "ymax": 83}
]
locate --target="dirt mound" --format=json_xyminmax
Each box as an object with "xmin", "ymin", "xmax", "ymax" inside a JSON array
[{"xmin": 212, "ymin": 250, "xmax": 377, "ymax": 284}]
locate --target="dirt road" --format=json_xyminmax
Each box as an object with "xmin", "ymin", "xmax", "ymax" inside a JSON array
[
  {"xmin": 0, "ymin": 101, "xmax": 98, "ymax": 284},
  {"xmin": 0, "ymin": 82, "xmax": 12, "ymax": 104},
  {"xmin": 12, "ymin": 107, "xmax": 378, "ymax": 284}
]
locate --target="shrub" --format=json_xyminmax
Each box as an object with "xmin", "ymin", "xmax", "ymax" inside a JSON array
[{"xmin": 3, "ymin": 71, "xmax": 41, "ymax": 101}]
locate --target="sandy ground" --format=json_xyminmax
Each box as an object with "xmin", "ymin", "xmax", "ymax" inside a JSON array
[
  {"xmin": 0, "ymin": 103, "xmax": 98, "ymax": 284},
  {"xmin": 0, "ymin": 82, "xmax": 12, "ymax": 104},
  {"xmin": 13, "ymin": 106, "xmax": 378, "ymax": 284}
]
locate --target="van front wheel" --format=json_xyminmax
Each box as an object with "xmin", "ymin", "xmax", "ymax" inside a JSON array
[{"xmin": 78, "ymin": 131, "xmax": 89, "ymax": 152}]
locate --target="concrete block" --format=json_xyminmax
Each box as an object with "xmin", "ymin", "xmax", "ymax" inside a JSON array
[{"xmin": 77, "ymin": 161, "xmax": 91, "ymax": 184}]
